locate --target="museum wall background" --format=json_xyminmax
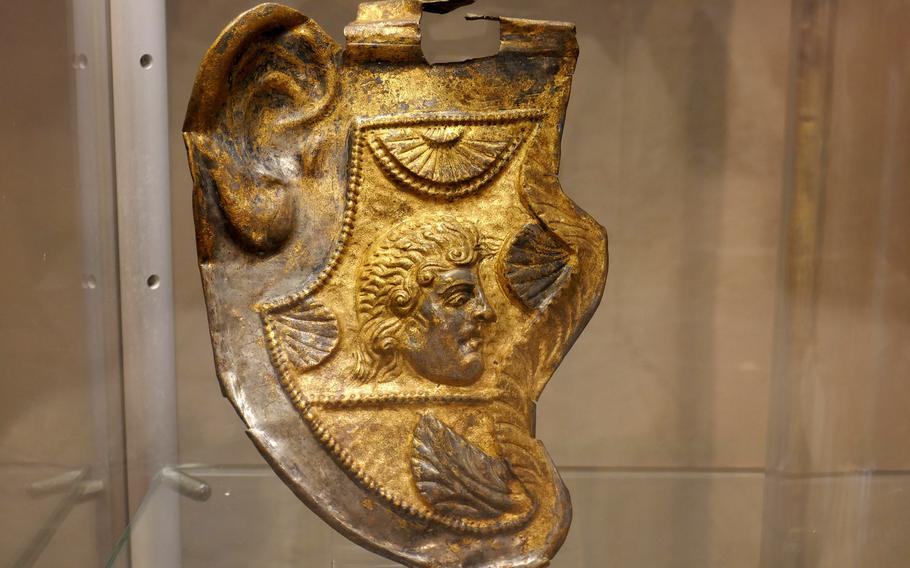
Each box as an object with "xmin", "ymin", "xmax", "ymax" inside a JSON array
[
  {"xmin": 0, "ymin": 0, "xmax": 907, "ymax": 567},
  {"xmin": 1, "ymin": 2, "xmax": 115, "ymax": 566}
]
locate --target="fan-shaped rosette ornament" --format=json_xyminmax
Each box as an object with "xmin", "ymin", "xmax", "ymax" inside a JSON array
[
  {"xmin": 264, "ymin": 299, "xmax": 340, "ymax": 371},
  {"xmin": 503, "ymin": 223, "xmax": 573, "ymax": 310},
  {"xmin": 365, "ymin": 111, "xmax": 543, "ymax": 198}
]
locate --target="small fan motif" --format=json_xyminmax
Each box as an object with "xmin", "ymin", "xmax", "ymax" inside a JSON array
[
  {"xmin": 375, "ymin": 125, "xmax": 515, "ymax": 184},
  {"xmin": 367, "ymin": 119, "xmax": 535, "ymax": 197},
  {"xmin": 267, "ymin": 299, "xmax": 340, "ymax": 371},
  {"xmin": 503, "ymin": 224, "xmax": 573, "ymax": 310}
]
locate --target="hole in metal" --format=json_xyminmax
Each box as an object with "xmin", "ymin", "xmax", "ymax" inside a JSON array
[
  {"xmin": 139, "ymin": 53, "xmax": 153, "ymax": 69},
  {"xmin": 146, "ymin": 274, "xmax": 161, "ymax": 289},
  {"xmin": 421, "ymin": 11, "xmax": 500, "ymax": 64}
]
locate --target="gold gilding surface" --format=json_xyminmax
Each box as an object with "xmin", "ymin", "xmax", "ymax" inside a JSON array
[{"xmin": 183, "ymin": 1, "xmax": 607, "ymax": 566}]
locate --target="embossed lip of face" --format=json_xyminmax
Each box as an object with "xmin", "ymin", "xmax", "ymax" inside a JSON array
[{"xmin": 401, "ymin": 265, "xmax": 497, "ymax": 385}]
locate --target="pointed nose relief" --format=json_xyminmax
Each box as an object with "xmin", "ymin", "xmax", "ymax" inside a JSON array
[{"xmin": 473, "ymin": 292, "xmax": 497, "ymax": 323}]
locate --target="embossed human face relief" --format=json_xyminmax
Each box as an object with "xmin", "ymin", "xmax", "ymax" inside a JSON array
[
  {"xmin": 352, "ymin": 216, "xmax": 495, "ymax": 385},
  {"xmin": 400, "ymin": 265, "xmax": 497, "ymax": 385}
]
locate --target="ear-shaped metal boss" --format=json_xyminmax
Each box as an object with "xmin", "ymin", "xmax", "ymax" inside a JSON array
[{"xmin": 183, "ymin": 4, "xmax": 340, "ymax": 259}]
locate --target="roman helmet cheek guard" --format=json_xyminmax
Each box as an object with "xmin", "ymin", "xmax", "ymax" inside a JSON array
[{"xmin": 183, "ymin": 2, "xmax": 608, "ymax": 566}]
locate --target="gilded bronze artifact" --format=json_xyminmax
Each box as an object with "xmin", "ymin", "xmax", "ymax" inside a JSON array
[{"xmin": 183, "ymin": 1, "xmax": 608, "ymax": 566}]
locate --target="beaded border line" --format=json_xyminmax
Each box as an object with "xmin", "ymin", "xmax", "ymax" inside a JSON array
[{"xmin": 307, "ymin": 391, "xmax": 496, "ymax": 409}]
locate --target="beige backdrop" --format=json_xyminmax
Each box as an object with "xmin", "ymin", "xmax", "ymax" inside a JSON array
[{"xmin": 2, "ymin": 0, "xmax": 908, "ymax": 566}]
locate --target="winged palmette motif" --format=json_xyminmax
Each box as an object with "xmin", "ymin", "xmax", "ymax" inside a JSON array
[{"xmin": 411, "ymin": 414, "xmax": 523, "ymax": 520}]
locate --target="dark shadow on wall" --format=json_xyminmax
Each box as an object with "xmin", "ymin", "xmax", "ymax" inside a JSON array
[
  {"xmin": 679, "ymin": 1, "xmax": 731, "ymax": 563},
  {"xmin": 623, "ymin": 0, "xmax": 732, "ymax": 564}
]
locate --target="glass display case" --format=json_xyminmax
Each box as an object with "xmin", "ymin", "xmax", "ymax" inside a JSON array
[{"xmin": 2, "ymin": 0, "xmax": 908, "ymax": 567}]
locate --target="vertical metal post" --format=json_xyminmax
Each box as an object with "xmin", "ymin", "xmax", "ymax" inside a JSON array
[
  {"xmin": 109, "ymin": 0, "xmax": 180, "ymax": 566},
  {"xmin": 70, "ymin": 0, "xmax": 129, "ymax": 561}
]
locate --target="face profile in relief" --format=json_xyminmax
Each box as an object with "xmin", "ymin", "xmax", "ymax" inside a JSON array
[{"xmin": 353, "ymin": 216, "xmax": 497, "ymax": 386}]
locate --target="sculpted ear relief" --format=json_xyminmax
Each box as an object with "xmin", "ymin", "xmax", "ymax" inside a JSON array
[{"xmin": 183, "ymin": 2, "xmax": 608, "ymax": 566}]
